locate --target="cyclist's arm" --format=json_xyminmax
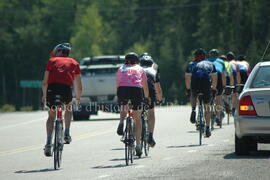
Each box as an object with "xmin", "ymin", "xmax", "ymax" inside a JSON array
[
  {"xmin": 142, "ymin": 72, "xmax": 149, "ymax": 98},
  {"xmin": 42, "ymin": 71, "xmax": 49, "ymax": 103},
  {"xmin": 185, "ymin": 73, "xmax": 191, "ymax": 89},
  {"xmin": 154, "ymin": 82, "xmax": 163, "ymax": 102},
  {"xmin": 230, "ymin": 73, "xmax": 234, "ymax": 86},
  {"xmin": 74, "ymin": 74, "xmax": 82, "ymax": 103}
]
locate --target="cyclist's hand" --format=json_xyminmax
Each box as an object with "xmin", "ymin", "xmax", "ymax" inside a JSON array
[
  {"xmin": 42, "ymin": 95, "xmax": 46, "ymax": 104},
  {"xmin": 211, "ymin": 85, "xmax": 217, "ymax": 91},
  {"xmin": 185, "ymin": 88, "xmax": 191, "ymax": 97},
  {"xmin": 156, "ymin": 100, "xmax": 163, "ymax": 105},
  {"xmin": 144, "ymin": 97, "xmax": 151, "ymax": 105},
  {"xmin": 75, "ymin": 97, "xmax": 81, "ymax": 104}
]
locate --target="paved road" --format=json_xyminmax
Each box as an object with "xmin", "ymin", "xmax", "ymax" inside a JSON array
[{"xmin": 1, "ymin": 106, "xmax": 270, "ymax": 180}]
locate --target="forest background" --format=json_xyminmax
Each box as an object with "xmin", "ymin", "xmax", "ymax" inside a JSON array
[{"xmin": 1, "ymin": 0, "xmax": 270, "ymax": 110}]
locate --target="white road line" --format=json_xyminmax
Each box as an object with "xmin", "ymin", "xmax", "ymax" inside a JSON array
[
  {"xmin": 223, "ymin": 139, "xmax": 230, "ymax": 142},
  {"xmin": 0, "ymin": 129, "xmax": 113, "ymax": 157},
  {"xmin": 208, "ymin": 144, "xmax": 215, "ymax": 147},
  {"xmin": 0, "ymin": 117, "xmax": 45, "ymax": 130},
  {"xmin": 98, "ymin": 175, "xmax": 111, "ymax": 179},
  {"xmin": 187, "ymin": 150, "xmax": 197, "ymax": 153}
]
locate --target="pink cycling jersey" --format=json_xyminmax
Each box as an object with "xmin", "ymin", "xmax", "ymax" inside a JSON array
[{"xmin": 116, "ymin": 64, "xmax": 147, "ymax": 88}]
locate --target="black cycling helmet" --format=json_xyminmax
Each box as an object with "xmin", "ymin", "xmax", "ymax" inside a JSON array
[
  {"xmin": 238, "ymin": 55, "xmax": 246, "ymax": 61},
  {"xmin": 140, "ymin": 55, "xmax": 154, "ymax": 67},
  {"xmin": 226, "ymin": 51, "xmax": 235, "ymax": 60},
  {"xmin": 125, "ymin": 52, "xmax": 139, "ymax": 64},
  {"xmin": 52, "ymin": 43, "xmax": 71, "ymax": 57},
  {"xmin": 194, "ymin": 48, "xmax": 206, "ymax": 57},
  {"xmin": 209, "ymin": 49, "xmax": 219, "ymax": 57},
  {"xmin": 219, "ymin": 55, "xmax": 227, "ymax": 61}
]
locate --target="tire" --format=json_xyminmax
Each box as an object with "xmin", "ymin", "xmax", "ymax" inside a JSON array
[
  {"xmin": 125, "ymin": 143, "xmax": 129, "ymax": 166},
  {"xmin": 249, "ymin": 139, "xmax": 258, "ymax": 152},
  {"xmin": 73, "ymin": 114, "xmax": 89, "ymax": 121},
  {"xmin": 54, "ymin": 123, "xmax": 59, "ymax": 170},
  {"xmin": 198, "ymin": 104, "xmax": 203, "ymax": 146},
  {"xmin": 235, "ymin": 134, "xmax": 249, "ymax": 155}
]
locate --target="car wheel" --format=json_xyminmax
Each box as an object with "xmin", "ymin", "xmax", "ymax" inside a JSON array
[
  {"xmin": 73, "ymin": 114, "xmax": 89, "ymax": 121},
  {"xmin": 248, "ymin": 139, "xmax": 258, "ymax": 152},
  {"xmin": 83, "ymin": 115, "xmax": 90, "ymax": 120},
  {"xmin": 235, "ymin": 134, "xmax": 249, "ymax": 155}
]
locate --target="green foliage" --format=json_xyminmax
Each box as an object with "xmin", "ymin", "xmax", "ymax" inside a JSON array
[
  {"xmin": 0, "ymin": 104, "xmax": 16, "ymax": 112},
  {"xmin": 1, "ymin": 0, "xmax": 270, "ymax": 108},
  {"xmin": 20, "ymin": 106, "xmax": 34, "ymax": 112}
]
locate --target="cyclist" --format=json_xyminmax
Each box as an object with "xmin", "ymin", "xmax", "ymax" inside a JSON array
[
  {"xmin": 227, "ymin": 52, "xmax": 239, "ymax": 115},
  {"xmin": 116, "ymin": 52, "xmax": 150, "ymax": 156},
  {"xmin": 220, "ymin": 55, "xmax": 234, "ymax": 86},
  {"xmin": 237, "ymin": 55, "xmax": 250, "ymax": 84},
  {"xmin": 185, "ymin": 48, "xmax": 217, "ymax": 137},
  {"xmin": 42, "ymin": 43, "xmax": 82, "ymax": 156},
  {"xmin": 207, "ymin": 49, "xmax": 226, "ymax": 126},
  {"xmin": 139, "ymin": 54, "xmax": 163, "ymax": 147}
]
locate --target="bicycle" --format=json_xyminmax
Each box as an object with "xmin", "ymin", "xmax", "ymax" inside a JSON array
[
  {"xmin": 223, "ymin": 86, "xmax": 233, "ymax": 125},
  {"xmin": 53, "ymin": 95, "xmax": 65, "ymax": 170},
  {"xmin": 141, "ymin": 105, "xmax": 149, "ymax": 157},
  {"xmin": 196, "ymin": 93, "xmax": 205, "ymax": 146},
  {"xmin": 121, "ymin": 103, "xmax": 135, "ymax": 165},
  {"xmin": 210, "ymin": 90, "xmax": 217, "ymax": 130}
]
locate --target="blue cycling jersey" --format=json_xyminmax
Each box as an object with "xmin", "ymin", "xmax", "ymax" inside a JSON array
[
  {"xmin": 208, "ymin": 57, "xmax": 226, "ymax": 74},
  {"xmin": 185, "ymin": 61, "xmax": 199, "ymax": 74},
  {"xmin": 191, "ymin": 60, "xmax": 216, "ymax": 79}
]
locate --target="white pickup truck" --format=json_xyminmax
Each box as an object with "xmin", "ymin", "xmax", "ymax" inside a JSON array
[{"xmin": 73, "ymin": 55, "xmax": 125, "ymax": 120}]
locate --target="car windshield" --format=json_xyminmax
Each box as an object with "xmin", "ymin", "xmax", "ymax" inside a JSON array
[
  {"xmin": 251, "ymin": 66, "xmax": 270, "ymax": 88},
  {"xmin": 81, "ymin": 67, "xmax": 118, "ymax": 76}
]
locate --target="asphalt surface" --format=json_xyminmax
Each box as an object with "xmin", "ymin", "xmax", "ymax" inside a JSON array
[{"xmin": 1, "ymin": 106, "xmax": 270, "ymax": 180}]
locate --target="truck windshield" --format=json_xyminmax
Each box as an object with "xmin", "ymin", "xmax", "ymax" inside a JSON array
[{"xmin": 81, "ymin": 67, "xmax": 118, "ymax": 76}]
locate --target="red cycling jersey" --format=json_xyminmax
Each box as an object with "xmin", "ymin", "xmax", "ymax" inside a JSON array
[{"xmin": 46, "ymin": 57, "xmax": 81, "ymax": 86}]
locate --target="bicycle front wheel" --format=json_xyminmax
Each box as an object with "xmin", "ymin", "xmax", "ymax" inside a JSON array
[
  {"xmin": 54, "ymin": 122, "xmax": 63, "ymax": 170},
  {"xmin": 54, "ymin": 124, "xmax": 59, "ymax": 170}
]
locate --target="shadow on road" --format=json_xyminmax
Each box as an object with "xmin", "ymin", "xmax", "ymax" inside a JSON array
[
  {"xmin": 224, "ymin": 151, "xmax": 270, "ymax": 159},
  {"xmin": 92, "ymin": 164, "xmax": 127, "ymax": 169},
  {"xmin": 73, "ymin": 118, "xmax": 119, "ymax": 122},
  {"xmin": 110, "ymin": 156, "xmax": 148, "ymax": 162},
  {"xmin": 111, "ymin": 148, "xmax": 125, "ymax": 151},
  {"xmin": 15, "ymin": 168, "xmax": 56, "ymax": 173},
  {"xmin": 167, "ymin": 144, "xmax": 206, "ymax": 148}
]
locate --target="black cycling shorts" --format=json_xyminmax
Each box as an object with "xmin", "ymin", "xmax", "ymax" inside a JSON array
[
  {"xmin": 117, "ymin": 86, "xmax": 144, "ymax": 110},
  {"xmin": 240, "ymin": 71, "xmax": 248, "ymax": 84},
  {"xmin": 46, "ymin": 83, "xmax": 72, "ymax": 108},
  {"xmin": 191, "ymin": 78, "xmax": 211, "ymax": 104},
  {"xmin": 216, "ymin": 73, "xmax": 224, "ymax": 96}
]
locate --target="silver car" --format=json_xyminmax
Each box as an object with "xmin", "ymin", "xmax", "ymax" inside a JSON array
[{"xmin": 234, "ymin": 61, "xmax": 270, "ymax": 155}]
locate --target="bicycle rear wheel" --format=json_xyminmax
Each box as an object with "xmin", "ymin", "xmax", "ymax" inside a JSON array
[
  {"xmin": 124, "ymin": 129, "xmax": 129, "ymax": 166},
  {"xmin": 128, "ymin": 124, "xmax": 134, "ymax": 163},
  {"xmin": 198, "ymin": 105, "xmax": 204, "ymax": 146},
  {"xmin": 54, "ymin": 121, "xmax": 63, "ymax": 170},
  {"xmin": 141, "ymin": 119, "xmax": 149, "ymax": 156}
]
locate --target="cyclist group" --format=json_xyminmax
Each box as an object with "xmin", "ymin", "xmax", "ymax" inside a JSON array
[
  {"xmin": 41, "ymin": 42, "xmax": 249, "ymax": 157},
  {"xmin": 185, "ymin": 48, "xmax": 250, "ymax": 137},
  {"xmin": 41, "ymin": 43, "xmax": 163, "ymax": 158}
]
